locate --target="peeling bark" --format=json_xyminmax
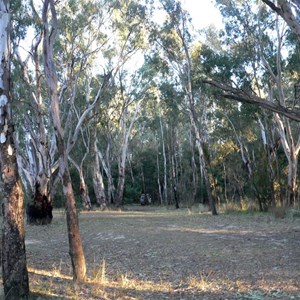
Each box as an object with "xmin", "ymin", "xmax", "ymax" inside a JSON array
[
  {"xmin": 92, "ymin": 135, "xmax": 107, "ymax": 209},
  {"xmin": 0, "ymin": 0, "xmax": 29, "ymax": 298}
]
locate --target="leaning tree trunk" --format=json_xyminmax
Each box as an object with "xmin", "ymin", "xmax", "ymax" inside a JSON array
[
  {"xmin": 174, "ymin": 14, "xmax": 218, "ymax": 215},
  {"xmin": 0, "ymin": 1, "xmax": 29, "ymax": 298},
  {"xmin": 42, "ymin": 0, "xmax": 86, "ymax": 281},
  {"xmin": 187, "ymin": 95, "xmax": 218, "ymax": 215}
]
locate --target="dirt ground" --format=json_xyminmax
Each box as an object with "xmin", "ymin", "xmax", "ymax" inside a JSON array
[{"xmin": 1, "ymin": 206, "xmax": 300, "ymax": 299}]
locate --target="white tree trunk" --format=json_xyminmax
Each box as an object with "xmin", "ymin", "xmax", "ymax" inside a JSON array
[
  {"xmin": 115, "ymin": 101, "xmax": 140, "ymax": 206},
  {"xmin": 92, "ymin": 137, "xmax": 107, "ymax": 208},
  {"xmin": 158, "ymin": 101, "xmax": 168, "ymax": 205}
]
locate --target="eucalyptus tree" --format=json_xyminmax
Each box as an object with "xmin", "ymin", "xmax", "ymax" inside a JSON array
[
  {"xmin": 0, "ymin": 0, "xmax": 29, "ymax": 298},
  {"xmin": 42, "ymin": 0, "xmax": 86, "ymax": 281},
  {"xmin": 203, "ymin": 0, "xmax": 300, "ymax": 207},
  {"xmin": 10, "ymin": 1, "xmax": 56, "ymax": 224},
  {"xmin": 16, "ymin": 0, "xmax": 115, "ymax": 213},
  {"xmin": 90, "ymin": 0, "xmax": 152, "ymax": 207},
  {"xmin": 153, "ymin": 0, "xmax": 218, "ymax": 214},
  {"xmin": 262, "ymin": 0, "xmax": 300, "ymax": 41}
]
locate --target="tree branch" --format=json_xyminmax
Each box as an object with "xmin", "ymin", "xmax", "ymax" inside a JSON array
[
  {"xmin": 202, "ymin": 79, "xmax": 300, "ymax": 122},
  {"xmin": 262, "ymin": 0, "xmax": 300, "ymax": 42}
]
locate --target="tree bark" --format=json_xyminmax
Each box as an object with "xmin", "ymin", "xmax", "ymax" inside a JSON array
[
  {"xmin": 97, "ymin": 139, "xmax": 115, "ymax": 204},
  {"xmin": 182, "ymin": 38, "xmax": 218, "ymax": 215},
  {"xmin": 69, "ymin": 156, "xmax": 92, "ymax": 210},
  {"xmin": 79, "ymin": 170, "xmax": 92, "ymax": 210},
  {"xmin": 92, "ymin": 136, "xmax": 107, "ymax": 209},
  {"xmin": 0, "ymin": 1, "xmax": 29, "ymax": 298},
  {"xmin": 115, "ymin": 101, "xmax": 140, "ymax": 206},
  {"xmin": 42, "ymin": 0, "xmax": 86, "ymax": 281},
  {"xmin": 159, "ymin": 101, "xmax": 168, "ymax": 205}
]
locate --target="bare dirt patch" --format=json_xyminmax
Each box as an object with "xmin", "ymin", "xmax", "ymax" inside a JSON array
[{"xmin": 1, "ymin": 207, "xmax": 300, "ymax": 299}]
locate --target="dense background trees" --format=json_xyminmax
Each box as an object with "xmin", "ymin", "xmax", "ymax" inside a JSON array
[{"xmin": 9, "ymin": 0, "xmax": 300, "ymax": 213}]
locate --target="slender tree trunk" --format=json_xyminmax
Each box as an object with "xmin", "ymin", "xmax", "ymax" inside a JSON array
[
  {"xmin": 115, "ymin": 101, "xmax": 140, "ymax": 207},
  {"xmin": 116, "ymin": 164, "xmax": 126, "ymax": 207},
  {"xmin": 156, "ymin": 152, "xmax": 163, "ymax": 205},
  {"xmin": 171, "ymin": 154, "xmax": 179, "ymax": 209},
  {"xmin": 92, "ymin": 167, "xmax": 107, "ymax": 209},
  {"xmin": 62, "ymin": 168, "xmax": 86, "ymax": 280},
  {"xmin": 159, "ymin": 108, "xmax": 168, "ymax": 205},
  {"xmin": 0, "ymin": 1, "xmax": 29, "ymax": 298},
  {"xmin": 69, "ymin": 156, "xmax": 92, "ymax": 210},
  {"xmin": 174, "ymin": 13, "xmax": 218, "ymax": 215},
  {"xmin": 96, "ymin": 136, "xmax": 115, "ymax": 204},
  {"xmin": 286, "ymin": 153, "xmax": 298, "ymax": 207},
  {"xmin": 274, "ymin": 114, "xmax": 300, "ymax": 208},
  {"xmin": 42, "ymin": 0, "xmax": 86, "ymax": 281},
  {"xmin": 258, "ymin": 117, "xmax": 277, "ymax": 207},
  {"xmin": 79, "ymin": 170, "xmax": 92, "ymax": 210},
  {"xmin": 92, "ymin": 136, "xmax": 107, "ymax": 209},
  {"xmin": 189, "ymin": 128, "xmax": 198, "ymax": 204},
  {"xmin": 187, "ymin": 95, "xmax": 218, "ymax": 215}
]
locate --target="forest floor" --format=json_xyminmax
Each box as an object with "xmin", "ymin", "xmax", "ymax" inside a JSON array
[{"xmin": 1, "ymin": 206, "xmax": 300, "ymax": 299}]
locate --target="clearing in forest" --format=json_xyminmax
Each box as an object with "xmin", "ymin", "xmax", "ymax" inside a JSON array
[{"xmin": 1, "ymin": 207, "xmax": 300, "ymax": 299}]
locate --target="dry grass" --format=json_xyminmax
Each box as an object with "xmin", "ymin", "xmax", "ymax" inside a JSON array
[{"xmin": 1, "ymin": 206, "xmax": 300, "ymax": 299}]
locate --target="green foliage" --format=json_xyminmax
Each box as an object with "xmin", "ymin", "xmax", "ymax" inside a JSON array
[{"xmin": 11, "ymin": 0, "xmax": 300, "ymax": 214}]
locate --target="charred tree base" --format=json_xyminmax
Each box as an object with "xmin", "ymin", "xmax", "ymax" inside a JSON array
[{"xmin": 26, "ymin": 202, "xmax": 53, "ymax": 225}]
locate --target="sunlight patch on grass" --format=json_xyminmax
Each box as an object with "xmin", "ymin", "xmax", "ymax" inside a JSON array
[
  {"xmin": 28, "ymin": 266, "xmax": 73, "ymax": 281},
  {"xmin": 163, "ymin": 225, "xmax": 254, "ymax": 236},
  {"xmin": 3, "ymin": 264, "xmax": 298, "ymax": 300}
]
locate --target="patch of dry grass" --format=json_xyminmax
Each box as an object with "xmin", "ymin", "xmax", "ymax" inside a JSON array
[{"xmin": 1, "ymin": 207, "xmax": 300, "ymax": 299}]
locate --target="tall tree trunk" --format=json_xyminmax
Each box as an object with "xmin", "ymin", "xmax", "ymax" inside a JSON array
[
  {"xmin": 79, "ymin": 170, "xmax": 92, "ymax": 210},
  {"xmin": 187, "ymin": 87, "xmax": 218, "ymax": 215},
  {"xmin": 171, "ymin": 154, "xmax": 179, "ymax": 209},
  {"xmin": 286, "ymin": 152, "xmax": 298, "ymax": 207},
  {"xmin": 0, "ymin": 1, "xmax": 29, "ymax": 298},
  {"xmin": 14, "ymin": 30, "xmax": 55, "ymax": 225},
  {"xmin": 42, "ymin": 0, "xmax": 86, "ymax": 281},
  {"xmin": 156, "ymin": 152, "xmax": 163, "ymax": 205},
  {"xmin": 168, "ymin": 8, "xmax": 218, "ymax": 215},
  {"xmin": 274, "ymin": 114, "xmax": 300, "ymax": 208},
  {"xmin": 69, "ymin": 156, "xmax": 92, "ymax": 210},
  {"xmin": 116, "ymin": 164, "xmax": 126, "ymax": 207},
  {"xmin": 159, "ymin": 105, "xmax": 168, "ymax": 205},
  {"xmin": 189, "ymin": 128, "xmax": 198, "ymax": 204},
  {"xmin": 97, "ymin": 139, "xmax": 115, "ymax": 204},
  {"xmin": 115, "ymin": 101, "xmax": 140, "ymax": 207},
  {"xmin": 92, "ymin": 136, "xmax": 107, "ymax": 209}
]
